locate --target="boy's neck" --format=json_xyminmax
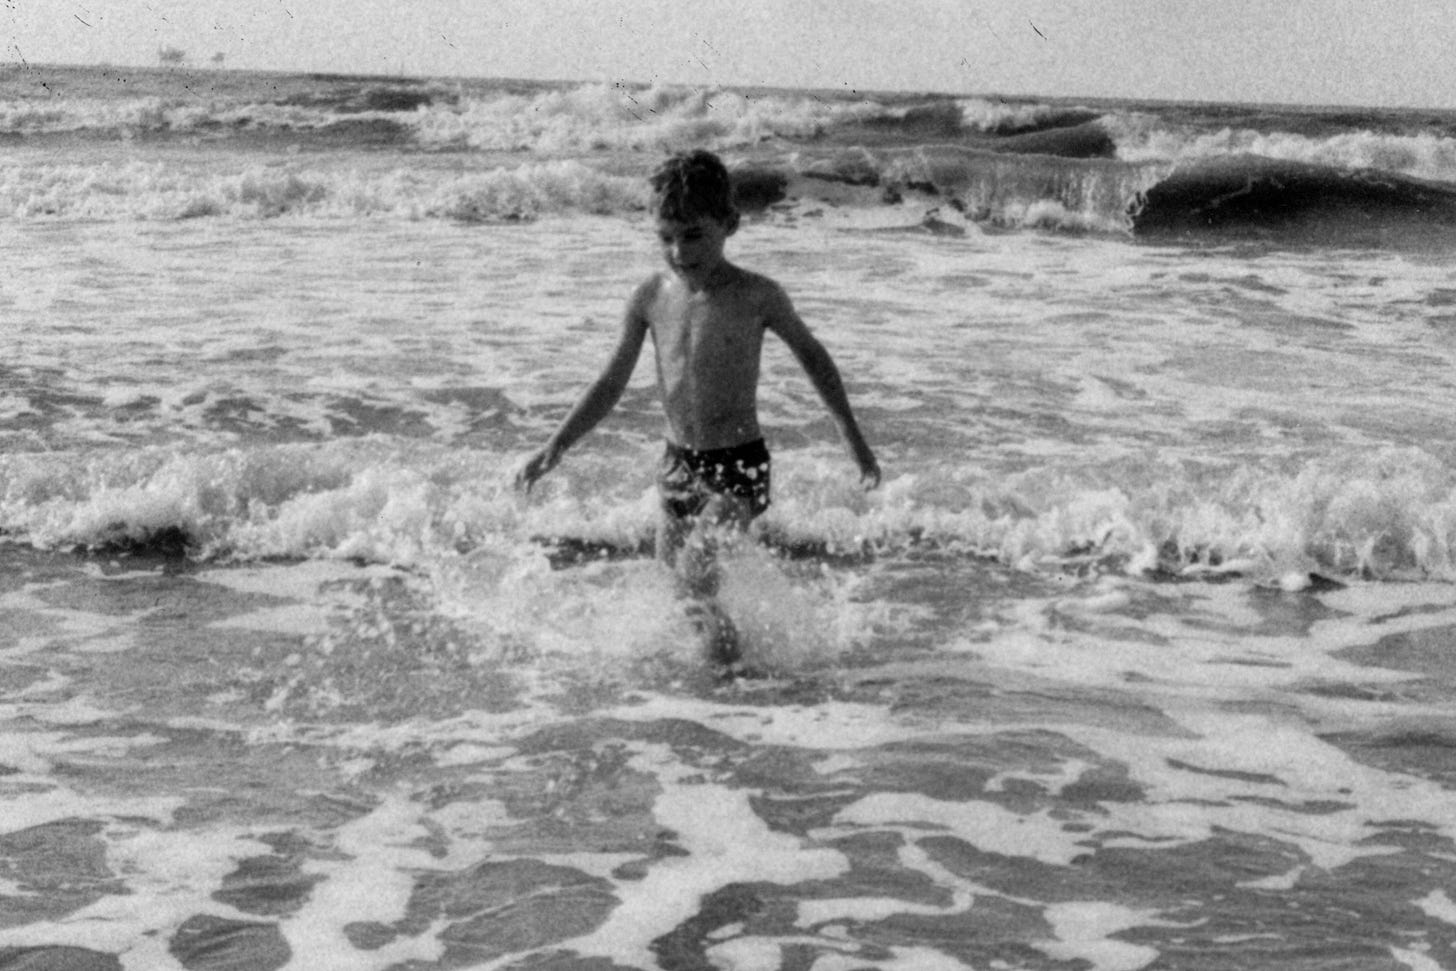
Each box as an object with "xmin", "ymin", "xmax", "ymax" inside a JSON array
[{"xmin": 674, "ymin": 259, "xmax": 734, "ymax": 294}]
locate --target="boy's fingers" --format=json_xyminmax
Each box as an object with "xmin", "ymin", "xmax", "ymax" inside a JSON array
[
  {"xmin": 516, "ymin": 449, "xmax": 559, "ymax": 493},
  {"xmin": 515, "ymin": 459, "xmax": 539, "ymax": 493}
]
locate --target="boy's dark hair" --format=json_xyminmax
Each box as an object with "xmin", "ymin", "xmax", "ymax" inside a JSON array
[{"xmin": 649, "ymin": 150, "xmax": 738, "ymax": 223}]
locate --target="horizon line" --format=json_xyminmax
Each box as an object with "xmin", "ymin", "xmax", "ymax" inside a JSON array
[{"xmin": 4, "ymin": 58, "xmax": 1451, "ymax": 115}]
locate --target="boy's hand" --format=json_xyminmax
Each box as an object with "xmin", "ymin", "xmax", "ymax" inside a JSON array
[
  {"xmin": 857, "ymin": 451, "xmax": 881, "ymax": 491},
  {"xmin": 515, "ymin": 446, "xmax": 560, "ymax": 493}
]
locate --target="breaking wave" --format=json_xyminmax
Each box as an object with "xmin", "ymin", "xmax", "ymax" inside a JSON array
[{"xmin": 7, "ymin": 441, "xmax": 1456, "ymax": 584}]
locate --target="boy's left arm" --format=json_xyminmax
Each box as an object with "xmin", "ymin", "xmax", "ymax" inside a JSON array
[{"xmin": 764, "ymin": 285, "xmax": 881, "ymax": 489}]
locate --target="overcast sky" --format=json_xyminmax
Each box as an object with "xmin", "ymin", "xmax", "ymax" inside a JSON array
[{"xmin": 5, "ymin": 0, "xmax": 1454, "ymax": 108}]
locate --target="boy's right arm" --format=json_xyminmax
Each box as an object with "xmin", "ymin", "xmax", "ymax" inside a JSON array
[
  {"xmin": 516, "ymin": 284, "xmax": 653, "ymax": 492},
  {"xmin": 762, "ymin": 282, "xmax": 881, "ymax": 489}
]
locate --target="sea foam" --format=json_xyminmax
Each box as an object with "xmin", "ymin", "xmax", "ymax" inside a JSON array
[{"xmin": 7, "ymin": 438, "xmax": 1456, "ymax": 585}]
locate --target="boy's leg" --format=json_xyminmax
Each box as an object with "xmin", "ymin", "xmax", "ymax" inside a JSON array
[
  {"xmin": 666, "ymin": 493, "xmax": 753, "ymax": 598},
  {"xmin": 658, "ymin": 494, "xmax": 754, "ymax": 664}
]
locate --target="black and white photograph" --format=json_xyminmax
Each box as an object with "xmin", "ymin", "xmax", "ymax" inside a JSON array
[{"xmin": 3, "ymin": 2, "xmax": 1456, "ymax": 969}]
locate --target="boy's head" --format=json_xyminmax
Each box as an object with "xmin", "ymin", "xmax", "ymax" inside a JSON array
[{"xmin": 649, "ymin": 150, "xmax": 740, "ymax": 231}]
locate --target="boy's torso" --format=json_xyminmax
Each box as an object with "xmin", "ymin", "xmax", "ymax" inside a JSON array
[{"xmin": 643, "ymin": 267, "xmax": 770, "ymax": 451}]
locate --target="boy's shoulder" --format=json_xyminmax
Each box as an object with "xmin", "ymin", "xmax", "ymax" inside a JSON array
[
  {"xmin": 625, "ymin": 272, "xmax": 668, "ymax": 316},
  {"xmin": 728, "ymin": 264, "xmax": 788, "ymax": 299},
  {"xmin": 731, "ymin": 267, "xmax": 797, "ymax": 322},
  {"xmin": 630, "ymin": 266, "xmax": 788, "ymax": 304}
]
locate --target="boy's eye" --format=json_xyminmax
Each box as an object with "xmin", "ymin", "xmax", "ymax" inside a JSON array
[{"xmin": 658, "ymin": 227, "xmax": 705, "ymax": 245}]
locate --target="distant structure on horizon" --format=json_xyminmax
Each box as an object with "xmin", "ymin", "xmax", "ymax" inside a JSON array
[{"xmin": 153, "ymin": 47, "xmax": 227, "ymax": 68}]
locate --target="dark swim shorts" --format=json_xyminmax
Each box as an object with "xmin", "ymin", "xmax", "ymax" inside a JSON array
[{"xmin": 657, "ymin": 439, "xmax": 772, "ymax": 521}]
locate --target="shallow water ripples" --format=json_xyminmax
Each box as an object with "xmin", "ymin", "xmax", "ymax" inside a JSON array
[{"xmin": 6, "ymin": 548, "xmax": 1456, "ymax": 970}]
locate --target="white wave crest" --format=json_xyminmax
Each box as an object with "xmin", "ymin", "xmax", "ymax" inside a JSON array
[
  {"xmin": 405, "ymin": 83, "xmax": 884, "ymax": 152},
  {"xmin": 0, "ymin": 158, "xmax": 644, "ymax": 221},
  {"xmin": 8, "ymin": 442, "xmax": 1456, "ymax": 584},
  {"xmin": 954, "ymin": 97, "xmax": 1084, "ymax": 133},
  {"xmin": 0, "ymin": 95, "xmax": 369, "ymax": 136},
  {"xmin": 1108, "ymin": 113, "xmax": 1456, "ymax": 184}
]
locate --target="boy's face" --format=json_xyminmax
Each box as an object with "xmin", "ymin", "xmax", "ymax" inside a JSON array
[{"xmin": 655, "ymin": 212, "xmax": 736, "ymax": 287}]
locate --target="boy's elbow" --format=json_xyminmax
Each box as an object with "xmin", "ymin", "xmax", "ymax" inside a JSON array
[
  {"xmin": 591, "ymin": 376, "xmax": 628, "ymax": 408},
  {"xmin": 805, "ymin": 345, "xmax": 844, "ymax": 382},
  {"xmin": 790, "ymin": 334, "xmax": 829, "ymax": 369}
]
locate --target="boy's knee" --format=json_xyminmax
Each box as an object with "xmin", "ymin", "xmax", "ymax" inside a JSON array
[{"xmin": 699, "ymin": 493, "xmax": 754, "ymax": 530}]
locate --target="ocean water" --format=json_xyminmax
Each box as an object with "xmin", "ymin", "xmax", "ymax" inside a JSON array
[{"xmin": 4, "ymin": 63, "xmax": 1456, "ymax": 970}]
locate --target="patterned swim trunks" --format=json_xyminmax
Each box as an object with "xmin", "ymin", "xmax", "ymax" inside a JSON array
[{"xmin": 657, "ymin": 438, "xmax": 772, "ymax": 521}]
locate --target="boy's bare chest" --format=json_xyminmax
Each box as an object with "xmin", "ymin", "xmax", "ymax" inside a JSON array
[{"xmin": 649, "ymin": 291, "xmax": 763, "ymax": 358}]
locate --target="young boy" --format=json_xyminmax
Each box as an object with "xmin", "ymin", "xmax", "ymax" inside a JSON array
[{"xmin": 516, "ymin": 150, "xmax": 879, "ymax": 662}]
